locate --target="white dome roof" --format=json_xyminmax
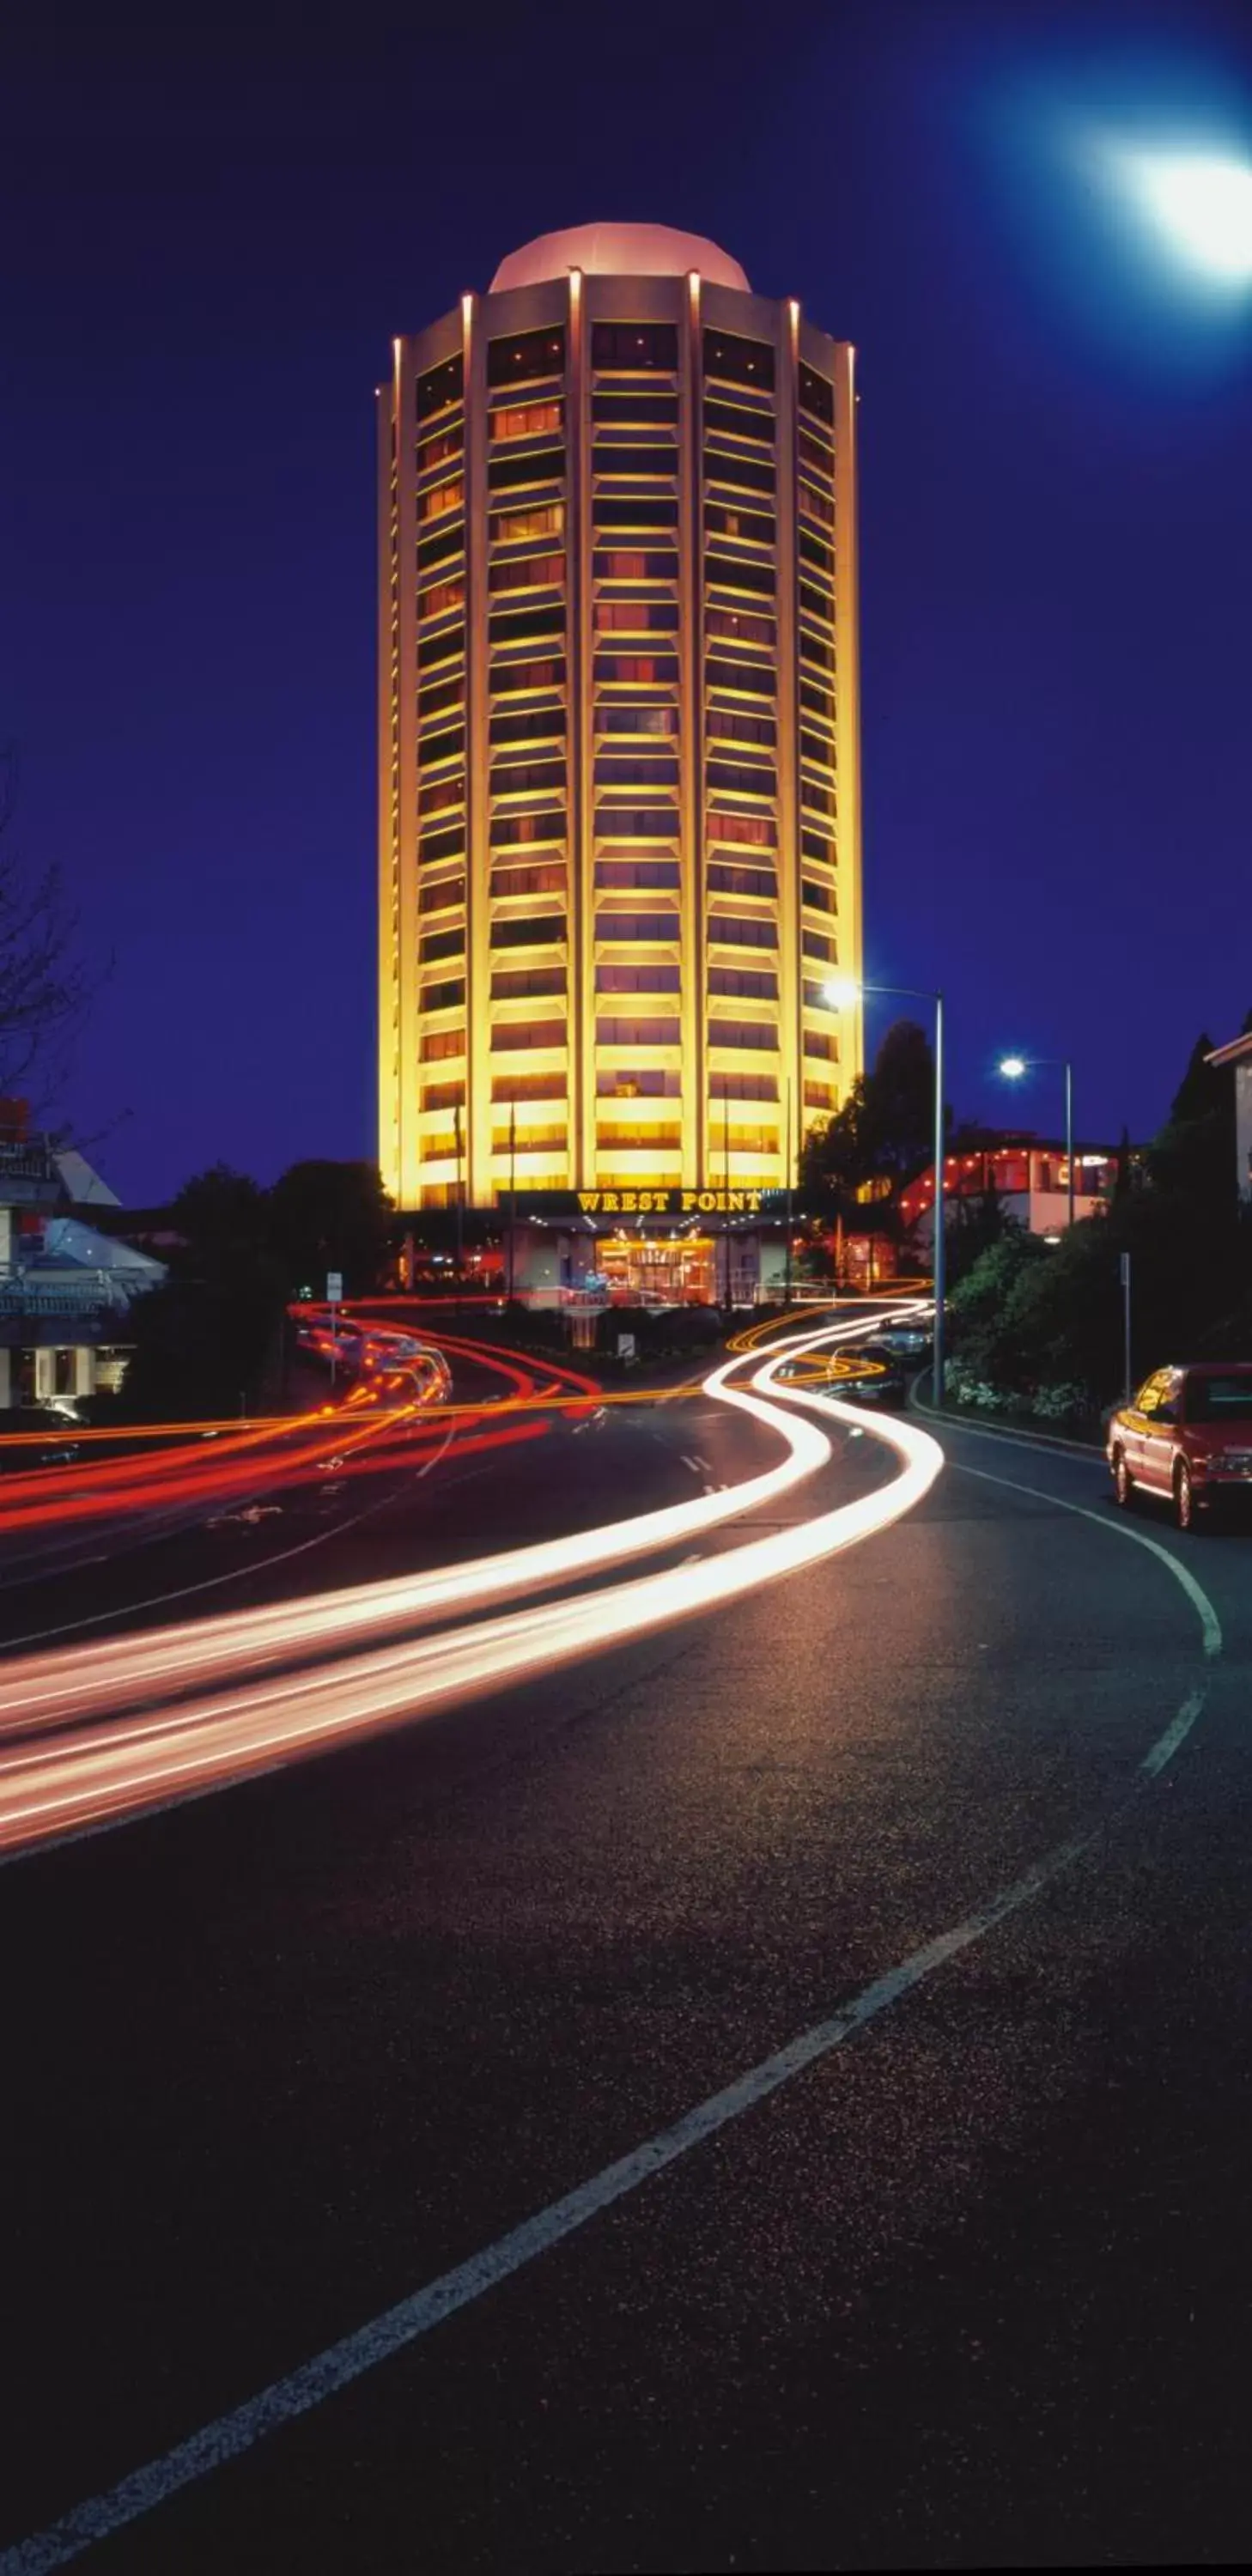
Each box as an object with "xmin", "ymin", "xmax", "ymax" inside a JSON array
[{"xmin": 491, "ymin": 223, "xmax": 750, "ymax": 295}]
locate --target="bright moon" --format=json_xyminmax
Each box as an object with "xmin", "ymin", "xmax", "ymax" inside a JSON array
[{"xmin": 1132, "ymin": 153, "xmax": 1252, "ymax": 283}]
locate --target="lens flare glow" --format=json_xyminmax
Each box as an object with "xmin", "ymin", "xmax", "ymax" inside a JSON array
[{"xmin": 1130, "ymin": 152, "xmax": 1252, "ymax": 283}]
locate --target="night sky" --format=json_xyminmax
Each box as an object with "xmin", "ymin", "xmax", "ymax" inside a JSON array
[{"xmin": 3, "ymin": 0, "xmax": 1250, "ymax": 1205}]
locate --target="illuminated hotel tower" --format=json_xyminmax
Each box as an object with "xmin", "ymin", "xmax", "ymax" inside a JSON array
[{"xmin": 378, "ymin": 222, "xmax": 863, "ymax": 1210}]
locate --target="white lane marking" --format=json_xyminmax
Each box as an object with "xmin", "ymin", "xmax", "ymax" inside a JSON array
[
  {"xmin": 680, "ymin": 1455, "xmax": 702, "ymax": 1474},
  {"xmin": 0, "ymin": 1638, "xmax": 1214, "ymax": 2576},
  {"xmin": 952, "ymin": 1461, "xmax": 1223, "ymax": 1659}
]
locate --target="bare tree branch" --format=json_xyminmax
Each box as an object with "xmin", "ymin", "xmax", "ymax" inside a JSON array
[{"xmin": 0, "ymin": 747, "xmax": 104, "ymax": 1117}]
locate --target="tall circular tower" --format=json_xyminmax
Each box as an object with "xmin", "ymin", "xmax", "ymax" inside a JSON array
[{"xmin": 378, "ymin": 223, "xmax": 862, "ymax": 1215}]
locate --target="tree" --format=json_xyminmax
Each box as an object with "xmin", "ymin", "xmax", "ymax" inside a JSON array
[
  {"xmin": 0, "ymin": 750, "xmax": 95, "ymax": 1109},
  {"xmin": 171, "ymin": 1163, "xmax": 269, "ymax": 1283},
  {"xmin": 266, "ymin": 1159, "xmax": 394, "ymax": 1297},
  {"xmin": 1146, "ymin": 1030, "xmax": 1236, "ymax": 1207},
  {"xmin": 802, "ymin": 1017, "xmax": 938, "ymax": 1225}
]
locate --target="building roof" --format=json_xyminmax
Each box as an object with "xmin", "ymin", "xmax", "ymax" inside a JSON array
[
  {"xmin": 1206, "ymin": 1030, "xmax": 1252, "ymax": 1068},
  {"xmin": 490, "ymin": 223, "xmax": 751, "ymax": 295}
]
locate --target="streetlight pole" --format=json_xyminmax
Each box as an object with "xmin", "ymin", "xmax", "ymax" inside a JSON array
[
  {"xmin": 933, "ymin": 989, "xmax": 945, "ymax": 1406},
  {"xmin": 823, "ymin": 975, "xmax": 946, "ymax": 1403},
  {"xmin": 1064, "ymin": 1057, "xmax": 1075, "ymax": 1233},
  {"xmin": 999, "ymin": 1054, "xmax": 1076, "ymax": 1231}
]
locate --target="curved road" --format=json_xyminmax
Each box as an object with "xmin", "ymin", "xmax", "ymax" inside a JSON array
[{"xmin": 0, "ymin": 1369, "xmax": 1248, "ymax": 2570}]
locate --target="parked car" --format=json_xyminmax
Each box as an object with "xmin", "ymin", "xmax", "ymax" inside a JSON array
[{"xmin": 1107, "ymin": 1363, "xmax": 1252, "ymax": 1529}]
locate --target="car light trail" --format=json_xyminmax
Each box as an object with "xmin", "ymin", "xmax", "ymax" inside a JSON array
[
  {"xmin": 0, "ymin": 1305, "xmax": 911, "ymax": 1741},
  {"xmin": 0, "ymin": 1315, "xmax": 941, "ymax": 1856}
]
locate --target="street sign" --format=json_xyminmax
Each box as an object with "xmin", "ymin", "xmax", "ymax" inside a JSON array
[{"xmin": 326, "ymin": 1271, "xmax": 343, "ymax": 1304}]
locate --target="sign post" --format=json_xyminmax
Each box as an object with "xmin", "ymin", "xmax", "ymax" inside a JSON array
[
  {"xmin": 326, "ymin": 1271, "xmax": 343, "ymax": 1394},
  {"xmin": 1120, "ymin": 1250, "xmax": 1132, "ymax": 1402}
]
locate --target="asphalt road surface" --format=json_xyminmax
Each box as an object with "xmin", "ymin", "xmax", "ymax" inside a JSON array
[{"xmin": 1, "ymin": 1365, "xmax": 1249, "ymax": 2573}]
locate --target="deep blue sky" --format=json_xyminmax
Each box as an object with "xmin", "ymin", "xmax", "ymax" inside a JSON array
[{"xmin": 3, "ymin": 0, "xmax": 1250, "ymax": 1201}]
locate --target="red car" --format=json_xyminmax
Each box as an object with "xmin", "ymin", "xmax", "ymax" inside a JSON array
[{"xmin": 1107, "ymin": 1362, "xmax": 1252, "ymax": 1530}]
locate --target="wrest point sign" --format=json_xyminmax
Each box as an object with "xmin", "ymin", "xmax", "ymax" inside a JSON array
[{"xmin": 576, "ymin": 1188, "xmax": 765, "ymax": 1216}]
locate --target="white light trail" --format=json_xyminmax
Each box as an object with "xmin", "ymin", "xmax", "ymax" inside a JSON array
[{"xmin": 0, "ymin": 1310, "xmax": 941, "ymax": 1857}]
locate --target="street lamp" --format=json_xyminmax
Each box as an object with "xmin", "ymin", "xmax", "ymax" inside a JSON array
[
  {"xmin": 998, "ymin": 1054, "xmax": 1075, "ymax": 1231},
  {"xmin": 824, "ymin": 976, "xmax": 946, "ymax": 1402}
]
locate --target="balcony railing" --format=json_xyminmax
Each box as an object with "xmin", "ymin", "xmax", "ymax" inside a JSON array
[
  {"xmin": 0, "ymin": 1137, "xmax": 59, "ymax": 1184},
  {"xmin": 0, "ymin": 1265, "xmax": 132, "ymax": 1316}
]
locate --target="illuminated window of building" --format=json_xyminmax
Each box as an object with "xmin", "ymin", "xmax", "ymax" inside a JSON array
[
  {"xmin": 805, "ymin": 1078, "xmax": 837, "ymax": 1110},
  {"xmin": 596, "ymin": 1123, "xmax": 683, "ymax": 1150},
  {"xmin": 416, "ymin": 354, "xmax": 464, "ymax": 419},
  {"xmin": 706, "ymin": 606, "xmax": 775, "ymax": 647},
  {"xmin": 595, "ymin": 1015, "xmax": 681, "ymax": 1047},
  {"xmin": 418, "ymin": 774, "xmax": 465, "ymax": 817},
  {"xmin": 708, "ymin": 967, "xmax": 779, "ymax": 999},
  {"xmin": 418, "ymin": 873, "xmax": 465, "ymax": 914},
  {"xmin": 593, "ymin": 653, "xmax": 679, "ymax": 686},
  {"xmin": 489, "ymin": 400, "xmax": 563, "ymax": 442},
  {"xmin": 593, "ymin": 600, "xmax": 678, "ymax": 634},
  {"xmin": 799, "ymin": 361, "xmax": 836, "ymax": 425},
  {"xmin": 707, "ymin": 811, "xmax": 776, "ymax": 849},
  {"xmin": 593, "ymin": 805, "xmax": 678, "ymax": 841},
  {"xmin": 708, "ymin": 914, "xmax": 778, "ymax": 951},
  {"xmin": 801, "ymin": 927, "xmax": 837, "ymax": 963},
  {"xmin": 489, "ymin": 1018, "xmax": 567, "ymax": 1051},
  {"xmin": 708, "ymin": 1019, "xmax": 777, "ymax": 1052},
  {"xmin": 492, "ymin": 655, "xmax": 565, "ymax": 696},
  {"xmin": 492, "ymin": 1073, "xmax": 566, "ymax": 1103},
  {"xmin": 489, "ymin": 914, "xmax": 565, "ymax": 949},
  {"xmin": 490, "ymin": 966, "xmax": 567, "ymax": 1000},
  {"xmin": 489, "ymin": 756, "xmax": 566, "ymax": 797},
  {"xmin": 591, "ymin": 322, "xmax": 678, "ymax": 371},
  {"xmin": 489, "ymin": 811, "xmax": 564, "ymax": 848},
  {"xmin": 804, "ymin": 1030, "xmax": 838, "ymax": 1060},
  {"xmin": 596, "ymin": 1068, "xmax": 681, "ymax": 1097},
  {"xmin": 421, "ymin": 1027, "xmax": 465, "ymax": 1062},
  {"xmin": 594, "ymin": 705, "xmax": 677, "ymax": 737},
  {"xmin": 419, "ymin": 823, "xmax": 465, "ymax": 864},
  {"xmin": 422, "ymin": 1078, "xmax": 465, "ymax": 1111},
  {"xmin": 707, "ymin": 861, "xmax": 777, "ymax": 899},
  {"xmin": 703, "ymin": 328, "xmax": 775, "ymax": 390},
  {"xmin": 596, "ymin": 963, "xmax": 681, "ymax": 993},
  {"xmin": 486, "ymin": 326, "xmax": 566, "ymax": 388},
  {"xmin": 491, "ymin": 501, "xmax": 564, "ymax": 542},
  {"xmin": 489, "ymin": 553, "xmax": 565, "ymax": 594},
  {"xmin": 490, "ymin": 860, "xmax": 566, "ymax": 898},
  {"xmin": 420, "ymin": 926, "xmax": 465, "ymax": 962},
  {"xmin": 417, "ymin": 425, "xmax": 464, "ymax": 473},
  {"xmin": 490, "ymin": 705, "xmax": 567, "ymax": 747},
  {"xmin": 714, "ymin": 1072, "xmax": 778, "ymax": 1103},
  {"xmin": 422, "ymin": 975, "xmax": 465, "ymax": 1012},
  {"xmin": 419, "ymin": 477, "xmax": 464, "ymax": 522},
  {"xmin": 594, "ymin": 908, "xmax": 678, "ymax": 942}
]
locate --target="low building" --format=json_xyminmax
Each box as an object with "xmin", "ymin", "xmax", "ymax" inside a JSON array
[
  {"xmin": 0, "ymin": 1120, "xmax": 165, "ymax": 1412},
  {"xmin": 898, "ymin": 1131, "xmax": 1119, "ymax": 1245},
  {"xmin": 1205, "ymin": 1030, "xmax": 1252, "ymax": 1201}
]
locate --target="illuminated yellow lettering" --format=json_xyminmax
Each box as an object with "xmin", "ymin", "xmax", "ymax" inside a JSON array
[
  {"xmin": 602, "ymin": 1192, "xmax": 619, "ymax": 1212},
  {"xmin": 698, "ymin": 1191, "xmax": 715, "ymax": 1212},
  {"xmin": 682, "ymin": 1191, "xmax": 698, "ymax": 1210},
  {"xmin": 577, "ymin": 1193, "xmax": 600, "ymax": 1213},
  {"xmin": 621, "ymin": 1190, "xmax": 638, "ymax": 1212}
]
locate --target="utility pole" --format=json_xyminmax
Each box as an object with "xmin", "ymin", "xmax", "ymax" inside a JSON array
[
  {"xmin": 507, "ymin": 1101, "xmax": 517, "ymax": 1304},
  {"xmin": 454, "ymin": 1097, "xmax": 465, "ymax": 1296},
  {"xmin": 1065, "ymin": 1058, "xmax": 1075, "ymax": 1233},
  {"xmin": 784, "ymin": 1072, "xmax": 793, "ymax": 1309},
  {"xmin": 722, "ymin": 1084, "xmax": 732, "ymax": 1309}
]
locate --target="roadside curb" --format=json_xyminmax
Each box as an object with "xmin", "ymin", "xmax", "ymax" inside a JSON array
[{"xmin": 909, "ymin": 1370, "xmax": 1105, "ymax": 1462}]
